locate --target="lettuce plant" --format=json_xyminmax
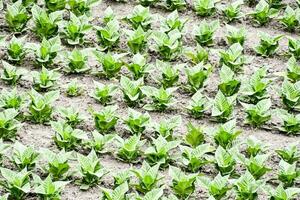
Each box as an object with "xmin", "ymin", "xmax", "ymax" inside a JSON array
[
  {"xmin": 180, "ymin": 144, "xmax": 215, "ymax": 172},
  {"xmin": 155, "ymin": 60, "xmax": 183, "ymax": 88},
  {"xmin": 0, "ymin": 108, "xmax": 20, "ymax": 140},
  {"xmin": 151, "ymin": 29, "xmax": 182, "ymax": 61},
  {"xmin": 28, "ymin": 89, "xmax": 60, "ymax": 123},
  {"xmin": 96, "ymin": 19, "xmax": 120, "ymax": 50},
  {"xmin": 125, "ymin": 5, "xmax": 152, "ymax": 31},
  {"xmin": 193, "ymin": 0, "xmax": 219, "ymax": 16},
  {"xmin": 145, "ymin": 135, "xmax": 180, "ymax": 167},
  {"xmin": 165, "ymin": 0, "xmax": 186, "ymax": 10},
  {"xmin": 5, "ymin": 36, "xmax": 27, "ymax": 64},
  {"xmin": 1, "ymin": 61, "xmax": 26, "ymax": 85},
  {"xmin": 138, "ymin": 0, "xmax": 159, "ymax": 6},
  {"xmin": 219, "ymin": 43, "xmax": 251, "ymax": 72},
  {"xmin": 281, "ymin": 80, "xmax": 300, "ymax": 110},
  {"xmin": 5, "ymin": 0, "xmax": 30, "ymax": 33},
  {"xmin": 15, "ymin": 0, "xmax": 37, "ymax": 7},
  {"xmin": 184, "ymin": 122, "xmax": 205, "ymax": 148},
  {"xmin": 151, "ymin": 115, "xmax": 181, "ymax": 140},
  {"xmin": 277, "ymin": 159, "xmax": 300, "ymax": 187},
  {"xmin": 160, "ymin": 10, "xmax": 187, "ymax": 33},
  {"xmin": 12, "ymin": 142, "xmax": 39, "ymax": 170},
  {"xmin": 221, "ymin": 0, "xmax": 244, "ymax": 22},
  {"xmin": 278, "ymin": 6, "xmax": 300, "ymax": 31},
  {"xmin": 267, "ymin": 0, "xmax": 283, "ymax": 8},
  {"xmin": 186, "ymin": 90, "xmax": 211, "ymax": 119},
  {"xmin": 250, "ymin": 0, "xmax": 278, "ymax": 25},
  {"xmin": 94, "ymin": 51, "xmax": 126, "ymax": 78},
  {"xmin": 40, "ymin": 148, "xmax": 72, "ymax": 180},
  {"xmin": 115, "ymin": 134, "xmax": 145, "ymax": 162},
  {"xmin": 245, "ymin": 136, "xmax": 268, "ymax": 157},
  {"xmin": 68, "ymin": 0, "xmax": 100, "ymax": 16},
  {"xmin": 0, "ymin": 88, "xmax": 25, "ymax": 110},
  {"xmin": 89, "ymin": 105, "xmax": 119, "ymax": 133},
  {"xmin": 86, "ymin": 131, "xmax": 115, "ymax": 153},
  {"xmin": 100, "ymin": 182, "xmax": 129, "ymax": 200},
  {"xmin": 120, "ymin": 76, "xmax": 144, "ymax": 106},
  {"xmin": 52, "ymin": 120, "xmax": 88, "ymax": 150},
  {"xmin": 194, "ymin": 20, "xmax": 219, "ymax": 46},
  {"xmin": 125, "ymin": 26, "xmax": 149, "ymax": 54},
  {"xmin": 288, "ymin": 37, "xmax": 300, "ymax": 59},
  {"xmin": 31, "ymin": 67, "xmax": 60, "ymax": 92},
  {"xmin": 254, "ymin": 32, "xmax": 283, "ymax": 57},
  {"xmin": 264, "ymin": 184, "xmax": 300, "ymax": 200},
  {"xmin": 31, "ymin": 5, "xmax": 62, "ymax": 39},
  {"xmin": 33, "ymin": 175, "xmax": 69, "ymax": 200},
  {"xmin": 239, "ymin": 67, "xmax": 270, "ymax": 104},
  {"xmin": 0, "ymin": 194, "xmax": 8, "ymax": 200},
  {"xmin": 197, "ymin": 173, "xmax": 231, "ymax": 199},
  {"xmin": 141, "ymin": 86, "xmax": 177, "ymax": 111},
  {"xmin": 275, "ymin": 143, "xmax": 300, "ymax": 164},
  {"xmin": 77, "ymin": 149, "xmax": 107, "ymax": 190},
  {"xmin": 90, "ymin": 81, "xmax": 118, "ymax": 105},
  {"xmin": 276, "ymin": 109, "xmax": 300, "ymax": 135},
  {"xmin": 66, "ymin": 79, "xmax": 84, "ymax": 97},
  {"xmin": 215, "ymin": 146, "xmax": 236, "ymax": 176},
  {"xmin": 211, "ymin": 91, "xmax": 236, "ymax": 122},
  {"xmin": 113, "ymin": 170, "xmax": 131, "ymax": 186},
  {"xmin": 65, "ymin": 48, "xmax": 90, "ymax": 73},
  {"xmin": 124, "ymin": 108, "xmax": 150, "ymax": 134},
  {"xmin": 45, "ymin": 0, "xmax": 66, "ymax": 11},
  {"xmin": 0, "ymin": 140, "xmax": 10, "ymax": 165},
  {"xmin": 169, "ymin": 166, "xmax": 197, "ymax": 198},
  {"xmin": 0, "ymin": 168, "xmax": 31, "ymax": 200},
  {"xmin": 126, "ymin": 53, "xmax": 151, "ymax": 80},
  {"xmin": 184, "ymin": 62, "xmax": 212, "ymax": 93},
  {"xmin": 184, "ymin": 45, "xmax": 209, "ymax": 64},
  {"xmin": 225, "ymin": 25, "xmax": 246, "ymax": 46},
  {"xmin": 241, "ymin": 98, "xmax": 272, "ymax": 127},
  {"xmin": 58, "ymin": 106, "xmax": 85, "ymax": 127},
  {"xmin": 286, "ymin": 56, "xmax": 300, "ymax": 82},
  {"xmin": 103, "ymin": 7, "xmax": 115, "ymax": 24},
  {"xmin": 131, "ymin": 161, "xmax": 163, "ymax": 193},
  {"xmin": 133, "ymin": 188, "xmax": 164, "ymax": 200},
  {"xmin": 218, "ymin": 65, "xmax": 241, "ymax": 96},
  {"xmin": 62, "ymin": 13, "xmax": 92, "ymax": 45}
]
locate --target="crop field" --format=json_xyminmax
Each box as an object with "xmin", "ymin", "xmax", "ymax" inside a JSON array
[{"xmin": 1, "ymin": 0, "xmax": 300, "ymax": 199}]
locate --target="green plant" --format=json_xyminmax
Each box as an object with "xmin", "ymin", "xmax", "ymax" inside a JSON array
[
  {"xmin": 96, "ymin": 19, "xmax": 120, "ymax": 50},
  {"xmin": 77, "ymin": 149, "xmax": 107, "ymax": 190},
  {"xmin": 281, "ymin": 80, "xmax": 300, "ymax": 110},
  {"xmin": 239, "ymin": 67, "xmax": 270, "ymax": 104},
  {"xmin": 276, "ymin": 109, "xmax": 300, "ymax": 135},
  {"xmin": 0, "ymin": 88, "xmax": 25, "ymax": 110},
  {"xmin": 197, "ymin": 173, "xmax": 231, "ymax": 200},
  {"xmin": 264, "ymin": 184, "xmax": 300, "ymax": 200},
  {"xmin": 186, "ymin": 91, "xmax": 211, "ymax": 119},
  {"xmin": 215, "ymin": 146, "xmax": 237, "ymax": 176},
  {"xmin": 161, "ymin": 11, "xmax": 187, "ymax": 33},
  {"xmin": 234, "ymin": 171, "xmax": 265, "ymax": 200},
  {"xmin": 89, "ymin": 105, "xmax": 119, "ymax": 133},
  {"xmin": 211, "ymin": 91, "xmax": 236, "ymax": 122},
  {"xmin": 254, "ymin": 32, "xmax": 283, "ymax": 57},
  {"xmin": 33, "ymin": 175, "xmax": 69, "ymax": 200},
  {"xmin": 115, "ymin": 134, "xmax": 145, "ymax": 162},
  {"xmin": 5, "ymin": 36, "xmax": 27, "ymax": 64},
  {"xmin": 267, "ymin": 0, "xmax": 283, "ymax": 8},
  {"xmin": 165, "ymin": 0, "xmax": 186, "ymax": 10},
  {"xmin": 151, "ymin": 29, "xmax": 182, "ymax": 61},
  {"xmin": 250, "ymin": 0, "xmax": 278, "ymax": 25},
  {"xmin": 145, "ymin": 135, "xmax": 180, "ymax": 167},
  {"xmin": 5, "ymin": 0, "xmax": 30, "ymax": 33},
  {"xmin": 31, "ymin": 5, "xmax": 62, "ymax": 39},
  {"xmin": 120, "ymin": 76, "xmax": 144, "ymax": 106},
  {"xmin": 40, "ymin": 148, "xmax": 72, "ymax": 180},
  {"xmin": 277, "ymin": 159, "xmax": 300, "ymax": 187},
  {"xmin": 28, "ymin": 89, "xmax": 60, "ymax": 123},
  {"xmin": 184, "ymin": 122, "xmax": 205, "ymax": 148},
  {"xmin": 125, "ymin": 26, "xmax": 149, "ymax": 54},
  {"xmin": 31, "ymin": 67, "xmax": 60, "ymax": 92},
  {"xmin": 138, "ymin": 0, "xmax": 159, "ymax": 6},
  {"xmin": 286, "ymin": 56, "xmax": 300, "ymax": 82},
  {"xmin": 288, "ymin": 37, "xmax": 300, "ymax": 59},
  {"xmin": 86, "ymin": 131, "xmax": 115, "ymax": 153},
  {"xmin": 241, "ymin": 98, "xmax": 272, "ymax": 127},
  {"xmin": 100, "ymin": 182, "xmax": 129, "ymax": 200},
  {"xmin": 134, "ymin": 188, "xmax": 164, "ymax": 200},
  {"xmin": 194, "ymin": 20, "xmax": 219, "ymax": 46},
  {"xmin": 15, "ymin": 0, "xmax": 37, "ymax": 7},
  {"xmin": 0, "ymin": 168, "xmax": 30, "ymax": 200},
  {"xmin": 65, "ymin": 48, "xmax": 90, "ymax": 73},
  {"xmin": 124, "ymin": 108, "xmax": 150, "ymax": 134},
  {"xmin": 0, "ymin": 108, "xmax": 20, "ymax": 140},
  {"xmin": 278, "ymin": 6, "xmax": 300, "ymax": 31},
  {"xmin": 66, "ymin": 79, "xmax": 84, "ymax": 97},
  {"xmin": 218, "ymin": 65, "xmax": 241, "ymax": 96},
  {"xmin": 225, "ymin": 25, "xmax": 246, "ymax": 46},
  {"xmin": 193, "ymin": 0, "xmax": 220, "ymax": 16},
  {"xmin": 68, "ymin": 0, "xmax": 100, "ymax": 16},
  {"xmin": 52, "ymin": 120, "xmax": 88, "ymax": 150},
  {"xmin": 1, "ymin": 61, "xmax": 26, "ymax": 85},
  {"xmin": 169, "ymin": 166, "xmax": 197, "ymax": 198},
  {"xmin": 126, "ymin": 53, "xmax": 151, "ymax": 80},
  {"xmin": 45, "ymin": 0, "xmax": 66, "ymax": 11},
  {"xmin": 151, "ymin": 115, "xmax": 181, "ymax": 140},
  {"xmin": 184, "ymin": 45, "xmax": 209, "ymax": 64},
  {"xmin": 125, "ymin": 5, "xmax": 152, "ymax": 31},
  {"xmin": 276, "ymin": 143, "xmax": 300, "ymax": 164},
  {"xmin": 103, "ymin": 7, "xmax": 115, "ymax": 24},
  {"xmin": 184, "ymin": 62, "xmax": 212, "ymax": 93},
  {"xmin": 245, "ymin": 136, "xmax": 268, "ymax": 157},
  {"xmin": 155, "ymin": 60, "xmax": 183, "ymax": 88},
  {"xmin": 93, "ymin": 51, "xmax": 126, "ymax": 78},
  {"xmin": 180, "ymin": 144, "xmax": 215, "ymax": 172},
  {"xmin": 219, "ymin": 43, "xmax": 251, "ymax": 72},
  {"xmin": 113, "ymin": 170, "xmax": 131, "ymax": 186},
  {"xmin": 0, "ymin": 140, "xmax": 10, "ymax": 165},
  {"xmin": 141, "ymin": 86, "xmax": 177, "ymax": 111},
  {"xmin": 12, "ymin": 142, "xmax": 39, "ymax": 170},
  {"xmin": 221, "ymin": 0, "xmax": 244, "ymax": 22},
  {"xmin": 58, "ymin": 106, "xmax": 85, "ymax": 127},
  {"xmin": 90, "ymin": 81, "xmax": 118, "ymax": 105},
  {"xmin": 131, "ymin": 161, "xmax": 163, "ymax": 193},
  {"xmin": 62, "ymin": 13, "xmax": 92, "ymax": 45}
]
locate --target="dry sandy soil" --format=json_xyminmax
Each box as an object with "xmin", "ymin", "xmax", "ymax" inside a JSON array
[{"xmin": 0, "ymin": 0, "xmax": 300, "ymax": 199}]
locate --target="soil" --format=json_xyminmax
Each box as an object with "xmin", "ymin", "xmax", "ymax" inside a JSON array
[{"xmin": 0, "ymin": 0, "xmax": 300, "ymax": 199}]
